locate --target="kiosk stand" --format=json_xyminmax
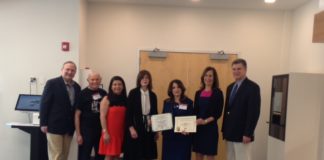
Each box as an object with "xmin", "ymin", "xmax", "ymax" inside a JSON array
[
  {"xmin": 9, "ymin": 94, "xmax": 47, "ymax": 160},
  {"xmin": 7, "ymin": 122, "xmax": 48, "ymax": 160}
]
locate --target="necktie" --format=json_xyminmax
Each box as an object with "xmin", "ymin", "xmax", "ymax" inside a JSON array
[{"xmin": 229, "ymin": 84, "xmax": 238, "ymax": 105}]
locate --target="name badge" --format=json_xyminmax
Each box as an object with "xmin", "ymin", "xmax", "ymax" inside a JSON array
[
  {"xmin": 92, "ymin": 93, "xmax": 101, "ymax": 100},
  {"xmin": 179, "ymin": 104, "xmax": 187, "ymax": 110}
]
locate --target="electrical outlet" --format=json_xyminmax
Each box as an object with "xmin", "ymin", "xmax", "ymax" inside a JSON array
[{"xmin": 30, "ymin": 77, "xmax": 37, "ymax": 83}]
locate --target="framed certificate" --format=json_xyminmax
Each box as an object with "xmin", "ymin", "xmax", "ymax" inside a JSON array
[
  {"xmin": 174, "ymin": 116, "xmax": 196, "ymax": 133},
  {"xmin": 151, "ymin": 113, "xmax": 173, "ymax": 132}
]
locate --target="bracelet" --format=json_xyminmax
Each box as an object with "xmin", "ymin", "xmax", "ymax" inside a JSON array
[{"xmin": 204, "ymin": 119, "xmax": 208, "ymax": 124}]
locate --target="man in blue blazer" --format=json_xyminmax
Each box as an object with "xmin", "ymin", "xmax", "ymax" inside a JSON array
[
  {"xmin": 222, "ymin": 58, "xmax": 261, "ymax": 160},
  {"xmin": 40, "ymin": 61, "xmax": 81, "ymax": 160}
]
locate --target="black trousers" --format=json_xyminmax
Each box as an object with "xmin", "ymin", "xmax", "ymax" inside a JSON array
[{"xmin": 78, "ymin": 127, "xmax": 104, "ymax": 160}]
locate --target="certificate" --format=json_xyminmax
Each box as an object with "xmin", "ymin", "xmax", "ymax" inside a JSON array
[
  {"xmin": 174, "ymin": 116, "xmax": 196, "ymax": 133},
  {"xmin": 151, "ymin": 113, "xmax": 173, "ymax": 132}
]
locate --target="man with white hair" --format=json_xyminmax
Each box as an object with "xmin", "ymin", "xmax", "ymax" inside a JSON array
[{"xmin": 75, "ymin": 72, "xmax": 107, "ymax": 160}]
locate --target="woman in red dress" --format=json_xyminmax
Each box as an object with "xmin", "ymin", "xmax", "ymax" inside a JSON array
[{"xmin": 99, "ymin": 76, "xmax": 127, "ymax": 160}]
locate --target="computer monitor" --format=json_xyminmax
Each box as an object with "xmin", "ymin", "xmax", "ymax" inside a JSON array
[{"xmin": 15, "ymin": 94, "xmax": 42, "ymax": 112}]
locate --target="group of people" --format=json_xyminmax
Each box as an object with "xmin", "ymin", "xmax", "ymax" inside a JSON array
[{"xmin": 40, "ymin": 58, "xmax": 261, "ymax": 160}]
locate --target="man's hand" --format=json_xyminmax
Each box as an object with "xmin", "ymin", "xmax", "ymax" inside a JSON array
[
  {"xmin": 243, "ymin": 136, "xmax": 251, "ymax": 144},
  {"xmin": 155, "ymin": 132, "xmax": 159, "ymax": 141},
  {"xmin": 76, "ymin": 135, "xmax": 83, "ymax": 145},
  {"xmin": 41, "ymin": 126, "xmax": 48, "ymax": 133}
]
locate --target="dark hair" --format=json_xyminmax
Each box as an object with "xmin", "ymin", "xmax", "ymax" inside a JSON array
[
  {"xmin": 200, "ymin": 66, "xmax": 219, "ymax": 90},
  {"xmin": 107, "ymin": 76, "xmax": 127, "ymax": 99},
  {"xmin": 167, "ymin": 79, "xmax": 187, "ymax": 102},
  {"xmin": 62, "ymin": 61, "xmax": 77, "ymax": 70},
  {"xmin": 232, "ymin": 58, "xmax": 247, "ymax": 68},
  {"xmin": 136, "ymin": 70, "xmax": 153, "ymax": 90}
]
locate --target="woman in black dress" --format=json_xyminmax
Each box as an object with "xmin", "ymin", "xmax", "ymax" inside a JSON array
[
  {"xmin": 193, "ymin": 66, "xmax": 224, "ymax": 160},
  {"xmin": 123, "ymin": 70, "xmax": 158, "ymax": 160}
]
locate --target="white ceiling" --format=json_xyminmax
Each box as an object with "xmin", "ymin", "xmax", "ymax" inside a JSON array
[{"xmin": 88, "ymin": 0, "xmax": 311, "ymax": 10}]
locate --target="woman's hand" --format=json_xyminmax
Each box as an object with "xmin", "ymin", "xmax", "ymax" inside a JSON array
[
  {"xmin": 196, "ymin": 118, "xmax": 205, "ymax": 125},
  {"xmin": 147, "ymin": 118, "xmax": 152, "ymax": 126},
  {"xmin": 129, "ymin": 127, "xmax": 138, "ymax": 139},
  {"xmin": 181, "ymin": 131, "xmax": 190, "ymax": 136},
  {"xmin": 103, "ymin": 131, "xmax": 110, "ymax": 144}
]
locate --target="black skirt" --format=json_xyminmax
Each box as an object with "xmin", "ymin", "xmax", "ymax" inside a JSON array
[{"xmin": 123, "ymin": 129, "xmax": 157, "ymax": 160}]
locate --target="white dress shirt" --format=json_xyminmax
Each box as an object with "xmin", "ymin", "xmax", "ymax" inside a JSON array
[{"xmin": 140, "ymin": 89, "xmax": 151, "ymax": 115}]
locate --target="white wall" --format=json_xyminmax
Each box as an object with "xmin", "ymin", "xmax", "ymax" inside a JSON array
[
  {"xmin": 289, "ymin": 0, "xmax": 324, "ymax": 73},
  {"xmin": 288, "ymin": 0, "xmax": 324, "ymax": 159},
  {"xmin": 80, "ymin": 0, "xmax": 88, "ymax": 69},
  {"xmin": 266, "ymin": 0, "xmax": 324, "ymax": 159},
  {"xmin": 284, "ymin": 73, "xmax": 324, "ymax": 160},
  {"xmin": 86, "ymin": 3, "xmax": 292, "ymax": 159},
  {"xmin": 0, "ymin": 0, "xmax": 80, "ymax": 159}
]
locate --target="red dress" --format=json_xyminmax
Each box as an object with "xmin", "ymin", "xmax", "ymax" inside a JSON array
[{"xmin": 99, "ymin": 106, "xmax": 126, "ymax": 156}]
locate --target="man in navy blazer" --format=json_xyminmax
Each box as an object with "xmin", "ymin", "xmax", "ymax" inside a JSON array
[
  {"xmin": 40, "ymin": 61, "xmax": 81, "ymax": 160},
  {"xmin": 222, "ymin": 58, "xmax": 261, "ymax": 160}
]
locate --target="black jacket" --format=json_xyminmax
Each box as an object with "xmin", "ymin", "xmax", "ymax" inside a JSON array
[
  {"xmin": 222, "ymin": 78, "xmax": 261, "ymax": 142},
  {"xmin": 123, "ymin": 87, "xmax": 158, "ymax": 159},
  {"xmin": 40, "ymin": 76, "xmax": 81, "ymax": 135},
  {"xmin": 125, "ymin": 87, "xmax": 158, "ymax": 130},
  {"xmin": 194, "ymin": 88, "xmax": 224, "ymax": 121}
]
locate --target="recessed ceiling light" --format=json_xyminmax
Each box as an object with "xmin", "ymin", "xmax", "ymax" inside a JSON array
[
  {"xmin": 192, "ymin": 0, "xmax": 200, "ymax": 2},
  {"xmin": 265, "ymin": 0, "xmax": 276, "ymax": 3}
]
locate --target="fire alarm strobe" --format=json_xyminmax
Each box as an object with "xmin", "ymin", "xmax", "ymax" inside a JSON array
[{"xmin": 62, "ymin": 42, "xmax": 70, "ymax": 52}]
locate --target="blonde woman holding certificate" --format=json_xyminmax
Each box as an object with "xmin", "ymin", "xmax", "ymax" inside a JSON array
[{"xmin": 162, "ymin": 79, "xmax": 194, "ymax": 160}]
